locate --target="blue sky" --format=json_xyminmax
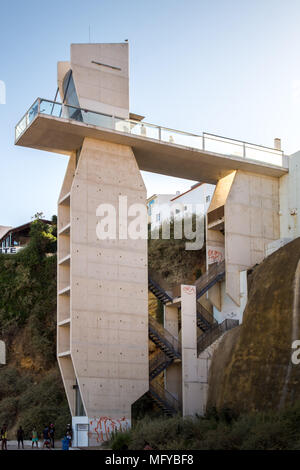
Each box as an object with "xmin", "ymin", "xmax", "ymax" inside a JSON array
[{"xmin": 1, "ymin": 0, "xmax": 300, "ymax": 226}]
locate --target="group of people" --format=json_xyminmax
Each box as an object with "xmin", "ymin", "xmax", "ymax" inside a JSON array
[
  {"xmin": 15, "ymin": 423, "xmax": 56, "ymax": 449},
  {"xmin": 1, "ymin": 422, "xmax": 73, "ymax": 450}
]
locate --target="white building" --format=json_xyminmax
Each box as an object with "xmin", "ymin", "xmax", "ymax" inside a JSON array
[
  {"xmin": 170, "ymin": 183, "xmax": 215, "ymax": 218},
  {"xmin": 147, "ymin": 193, "xmax": 177, "ymax": 227},
  {"xmin": 147, "ymin": 183, "xmax": 215, "ymax": 229}
]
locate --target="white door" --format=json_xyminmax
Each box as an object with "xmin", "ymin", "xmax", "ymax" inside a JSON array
[{"xmin": 77, "ymin": 423, "xmax": 89, "ymax": 447}]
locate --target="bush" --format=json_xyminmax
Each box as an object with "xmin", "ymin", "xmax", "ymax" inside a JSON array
[
  {"xmin": 0, "ymin": 367, "xmax": 32, "ymax": 400},
  {"xmin": 109, "ymin": 401, "xmax": 300, "ymax": 450},
  {"xmin": 0, "ymin": 397, "xmax": 18, "ymax": 429},
  {"xmin": 17, "ymin": 369, "xmax": 71, "ymax": 439},
  {"xmin": 0, "ymin": 216, "xmax": 71, "ymax": 438},
  {"xmin": 111, "ymin": 430, "xmax": 132, "ymax": 450}
]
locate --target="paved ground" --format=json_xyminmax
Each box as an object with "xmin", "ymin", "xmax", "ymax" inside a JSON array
[{"xmin": 2, "ymin": 440, "xmax": 79, "ymax": 451}]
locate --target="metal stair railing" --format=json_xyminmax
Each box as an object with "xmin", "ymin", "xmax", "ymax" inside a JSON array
[
  {"xmin": 149, "ymin": 316, "xmax": 181, "ymax": 359},
  {"xmin": 148, "ymin": 276, "xmax": 173, "ymax": 304},
  {"xmin": 149, "ymin": 351, "xmax": 173, "ymax": 380},
  {"xmin": 196, "ymin": 303, "xmax": 217, "ymax": 331},
  {"xmin": 197, "ymin": 318, "xmax": 239, "ymax": 355},
  {"xmin": 149, "ymin": 380, "xmax": 181, "ymax": 415},
  {"xmin": 195, "ymin": 260, "xmax": 225, "ymax": 299}
]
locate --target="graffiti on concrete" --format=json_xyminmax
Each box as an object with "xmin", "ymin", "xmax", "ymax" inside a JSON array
[
  {"xmin": 89, "ymin": 416, "xmax": 130, "ymax": 442},
  {"xmin": 183, "ymin": 286, "xmax": 196, "ymax": 295},
  {"xmin": 208, "ymin": 248, "xmax": 224, "ymax": 264}
]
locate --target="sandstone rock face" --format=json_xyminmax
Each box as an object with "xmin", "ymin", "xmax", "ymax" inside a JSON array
[{"xmin": 208, "ymin": 237, "xmax": 300, "ymax": 412}]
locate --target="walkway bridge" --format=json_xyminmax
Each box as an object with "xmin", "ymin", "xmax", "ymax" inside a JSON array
[{"xmin": 15, "ymin": 98, "xmax": 287, "ymax": 185}]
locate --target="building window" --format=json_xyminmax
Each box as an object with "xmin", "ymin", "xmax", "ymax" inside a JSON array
[
  {"xmin": 175, "ymin": 209, "xmax": 180, "ymax": 214},
  {"xmin": 206, "ymin": 195, "xmax": 211, "ymax": 203},
  {"xmin": 156, "ymin": 213, "xmax": 160, "ymax": 222},
  {"xmin": 63, "ymin": 70, "xmax": 83, "ymax": 121},
  {"xmin": 184, "ymin": 205, "xmax": 187, "ymax": 211}
]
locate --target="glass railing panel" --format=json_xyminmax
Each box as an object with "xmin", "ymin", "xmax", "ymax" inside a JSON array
[
  {"xmin": 63, "ymin": 105, "xmax": 83, "ymax": 121},
  {"xmin": 115, "ymin": 119, "xmax": 160, "ymax": 140},
  {"xmin": 15, "ymin": 99, "xmax": 39, "ymax": 140},
  {"xmin": 161, "ymin": 128, "xmax": 202, "ymax": 149},
  {"xmin": 131, "ymin": 122, "xmax": 160, "ymax": 140},
  {"xmin": 15, "ymin": 98, "xmax": 285, "ymax": 169},
  {"xmin": 245, "ymin": 144, "xmax": 283, "ymax": 166},
  {"xmin": 39, "ymin": 99, "xmax": 61, "ymax": 117},
  {"xmin": 15, "ymin": 114, "xmax": 28, "ymax": 140},
  {"xmin": 49, "ymin": 102, "xmax": 63, "ymax": 118},
  {"xmin": 81, "ymin": 109, "xmax": 113, "ymax": 128},
  {"xmin": 204, "ymin": 134, "xmax": 244, "ymax": 158},
  {"xmin": 114, "ymin": 118, "xmax": 131, "ymax": 133},
  {"xmin": 28, "ymin": 100, "xmax": 39, "ymax": 123}
]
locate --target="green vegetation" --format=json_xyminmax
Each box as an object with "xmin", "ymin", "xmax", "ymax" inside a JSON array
[
  {"xmin": 109, "ymin": 402, "xmax": 300, "ymax": 450},
  {"xmin": 0, "ymin": 217, "xmax": 71, "ymax": 439}
]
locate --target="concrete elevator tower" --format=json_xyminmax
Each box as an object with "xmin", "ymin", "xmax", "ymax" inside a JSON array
[
  {"xmin": 56, "ymin": 43, "xmax": 148, "ymax": 444},
  {"xmin": 15, "ymin": 41, "xmax": 289, "ymax": 446}
]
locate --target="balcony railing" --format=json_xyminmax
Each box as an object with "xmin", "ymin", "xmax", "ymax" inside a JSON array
[{"xmin": 15, "ymin": 98, "xmax": 284, "ymax": 167}]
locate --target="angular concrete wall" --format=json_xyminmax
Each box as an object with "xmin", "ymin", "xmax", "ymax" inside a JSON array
[
  {"xmin": 57, "ymin": 137, "xmax": 148, "ymax": 444},
  {"xmin": 70, "ymin": 43, "xmax": 129, "ymax": 118},
  {"xmin": 207, "ymin": 170, "xmax": 279, "ymax": 309},
  {"xmin": 279, "ymin": 151, "xmax": 300, "ymax": 240},
  {"xmin": 225, "ymin": 171, "xmax": 279, "ymax": 305}
]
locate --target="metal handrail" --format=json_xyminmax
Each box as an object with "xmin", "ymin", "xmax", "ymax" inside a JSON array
[
  {"xmin": 15, "ymin": 97, "xmax": 40, "ymax": 131},
  {"xmin": 197, "ymin": 303, "xmax": 217, "ymax": 327},
  {"xmin": 195, "ymin": 261, "xmax": 225, "ymax": 299},
  {"xmin": 149, "ymin": 316, "xmax": 181, "ymax": 358},
  {"xmin": 15, "ymin": 98, "xmax": 285, "ymax": 162},
  {"xmin": 197, "ymin": 318, "xmax": 239, "ymax": 355},
  {"xmin": 148, "ymin": 276, "xmax": 173, "ymax": 303},
  {"xmin": 149, "ymin": 380, "xmax": 181, "ymax": 412},
  {"xmin": 203, "ymin": 132, "xmax": 283, "ymax": 155},
  {"xmin": 149, "ymin": 351, "xmax": 173, "ymax": 378}
]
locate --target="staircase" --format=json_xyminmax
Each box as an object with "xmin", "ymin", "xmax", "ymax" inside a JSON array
[
  {"xmin": 195, "ymin": 261, "xmax": 225, "ymax": 299},
  {"xmin": 197, "ymin": 303, "xmax": 217, "ymax": 332},
  {"xmin": 197, "ymin": 318, "xmax": 239, "ymax": 355},
  {"xmin": 147, "ymin": 271, "xmax": 233, "ymax": 415},
  {"xmin": 149, "ymin": 316, "xmax": 181, "ymax": 360},
  {"xmin": 148, "ymin": 380, "xmax": 181, "ymax": 416},
  {"xmin": 149, "ymin": 351, "xmax": 173, "ymax": 380},
  {"xmin": 148, "ymin": 277, "xmax": 173, "ymax": 304}
]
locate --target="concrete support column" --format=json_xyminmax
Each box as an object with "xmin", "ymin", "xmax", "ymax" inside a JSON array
[
  {"xmin": 164, "ymin": 304, "xmax": 179, "ymax": 337},
  {"xmin": 181, "ymin": 285, "xmax": 201, "ymax": 416},
  {"xmin": 164, "ymin": 305, "xmax": 181, "ymax": 401}
]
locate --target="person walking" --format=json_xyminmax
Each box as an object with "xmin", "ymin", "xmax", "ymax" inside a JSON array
[
  {"xmin": 17, "ymin": 426, "xmax": 24, "ymax": 449},
  {"xmin": 49, "ymin": 423, "xmax": 55, "ymax": 449},
  {"xmin": 66, "ymin": 424, "xmax": 73, "ymax": 448},
  {"xmin": 31, "ymin": 427, "xmax": 39, "ymax": 449},
  {"xmin": 1, "ymin": 425, "xmax": 8, "ymax": 450},
  {"xmin": 42, "ymin": 425, "xmax": 50, "ymax": 449}
]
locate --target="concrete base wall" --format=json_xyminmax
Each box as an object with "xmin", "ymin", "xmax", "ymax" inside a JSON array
[
  {"xmin": 213, "ymin": 272, "xmax": 247, "ymax": 324},
  {"xmin": 280, "ymin": 151, "xmax": 300, "ymax": 240},
  {"xmin": 196, "ymin": 335, "xmax": 226, "ymax": 415}
]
